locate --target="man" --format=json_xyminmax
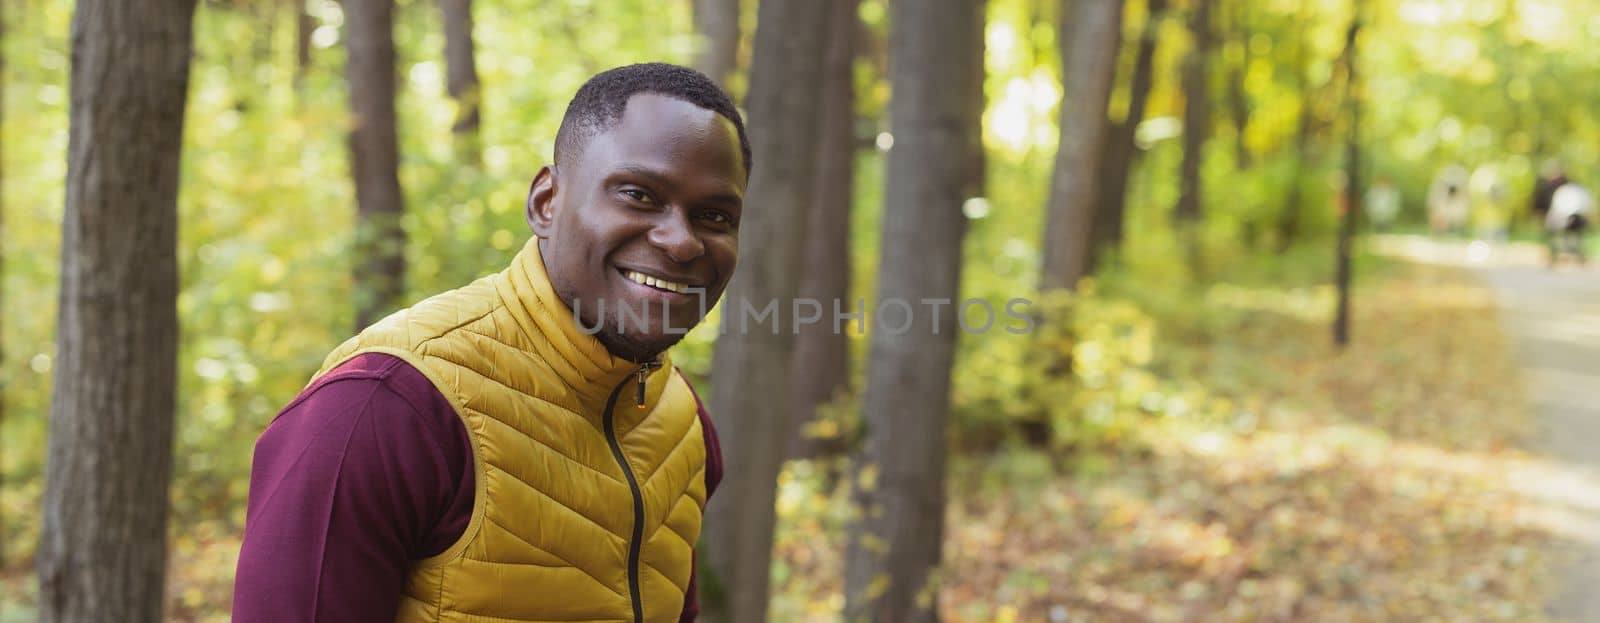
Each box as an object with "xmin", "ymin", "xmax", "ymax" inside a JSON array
[
  {"xmin": 1365, "ymin": 176, "xmax": 1401, "ymax": 232},
  {"xmin": 1427, "ymin": 164, "xmax": 1470, "ymax": 235},
  {"xmin": 233, "ymin": 63, "xmax": 749, "ymax": 623},
  {"xmin": 1531, "ymin": 159, "xmax": 1568, "ymax": 225},
  {"xmin": 1547, "ymin": 182, "xmax": 1594, "ymax": 266}
]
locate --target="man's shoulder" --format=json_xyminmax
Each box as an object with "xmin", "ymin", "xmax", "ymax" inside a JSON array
[
  {"xmin": 351, "ymin": 277, "xmax": 506, "ymax": 348},
  {"xmin": 286, "ymin": 353, "xmax": 453, "ymax": 425},
  {"xmin": 314, "ymin": 274, "xmax": 513, "ymax": 381},
  {"xmin": 324, "ymin": 352, "xmax": 444, "ymax": 404}
]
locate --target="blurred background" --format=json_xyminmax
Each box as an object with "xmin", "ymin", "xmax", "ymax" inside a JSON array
[{"xmin": 4, "ymin": 0, "xmax": 1600, "ymax": 620}]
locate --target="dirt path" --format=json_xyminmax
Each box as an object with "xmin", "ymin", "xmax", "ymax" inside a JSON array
[
  {"xmin": 1374, "ymin": 235, "xmax": 1600, "ymax": 620},
  {"xmin": 1479, "ymin": 263, "xmax": 1600, "ymax": 620}
]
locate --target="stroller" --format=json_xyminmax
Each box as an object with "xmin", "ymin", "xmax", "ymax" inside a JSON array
[{"xmin": 1547, "ymin": 183, "xmax": 1595, "ymax": 266}]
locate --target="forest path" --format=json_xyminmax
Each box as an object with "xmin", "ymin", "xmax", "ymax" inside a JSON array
[{"xmin": 1374, "ymin": 234, "xmax": 1600, "ymax": 621}]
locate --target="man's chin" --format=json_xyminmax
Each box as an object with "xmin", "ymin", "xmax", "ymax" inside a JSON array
[{"xmin": 594, "ymin": 327, "xmax": 689, "ymax": 365}]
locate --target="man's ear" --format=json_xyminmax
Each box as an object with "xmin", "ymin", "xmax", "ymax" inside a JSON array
[{"xmin": 527, "ymin": 164, "xmax": 558, "ymax": 238}]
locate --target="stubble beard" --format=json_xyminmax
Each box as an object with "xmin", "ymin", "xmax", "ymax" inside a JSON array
[{"xmin": 566, "ymin": 291, "xmax": 691, "ymax": 365}]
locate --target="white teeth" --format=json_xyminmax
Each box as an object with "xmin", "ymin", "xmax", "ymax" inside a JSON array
[{"xmin": 625, "ymin": 270, "xmax": 688, "ymax": 294}]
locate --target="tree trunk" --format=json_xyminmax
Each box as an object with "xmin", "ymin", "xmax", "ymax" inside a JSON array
[
  {"xmin": 439, "ymin": 0, "xmax": 481, "ymax": 163},
  {"xmin": 1277, "ymin": 27, "xmax": 1313, "ymax": 252},
  {"xmin": 1173, "ymin": 0, "xmax": 1212, "ymax": 224},
  {"xmin": 1090, "ymin": 0, "xmax": 1166, "ymax": 270},
  {"xmin": 1224, "ymin": 1, "xmax": 1252, "ymax": 168},
  {"xmin": 1279, "ymin": 113, "xmax": 1310, "ymax": 251},
  {"xmin": 345, "ymin": 0, "xmax": 406, "ymax": 330},
  {"xmin": 843, "ymin": 1, "xmax": 984, "ymax": 621},
  {"xmin": 1334, "ymin": 0, "xmax": 1363, "ymax": 346},
  {"xmin": 702, "ymin": 1, "xmax": 829, "ymax": 621},
  {"xmin": 296, "ymin": 0, "xmax": 313, "ymax": 89},
  {"xmin": 788, "ymin": 0, "xmax": 859, "ymax": 461},
  {"xmin": 0, "ymin": 0, "xmax": 7, "ymax": 568},
  {"xmin": 253, "ymin": 0, "xmax": 277, "ymax": 81},
  {"xmin": 692, "ymin": 0, "xmax": 740, "ymax": 89},
  {"xmin": 1040, "ymin": 0, "xmax": 1123, "ymax": 291},
  {"xmin": 36, "ymin": 0, "xmax": 196, "ymax": 620}
]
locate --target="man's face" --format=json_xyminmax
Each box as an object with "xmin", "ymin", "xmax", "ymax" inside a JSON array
[{"xmin": 528, "ymin": 93, "xmax": 745, "ymax": 362}]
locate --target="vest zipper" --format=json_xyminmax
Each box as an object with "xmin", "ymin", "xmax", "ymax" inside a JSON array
[{"xmin": 604, "ymin": 359, "xmax": 658, "ymax": 623}]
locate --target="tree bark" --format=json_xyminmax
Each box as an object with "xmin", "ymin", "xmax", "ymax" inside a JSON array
[
  {"xmin": 843, "ymin": 1, "xmax": 984, "ymax": 621},
  {"xmin": 1277, "ymin": 22, "xmax": 1314, "ymax": 252},
  {"xmin": 692, "ymin": 0, "xmax": 740, "ymax": 89},
  {"xmin": 1334, "ymin": 0, "xmax": 1363, "ymax": 346},
  {"xmin": 1173, "ymin": 0, "xmax": 1212, "ymax": 224},
  {"xmin": 253, "ymin": 0, "xmax": 277, "ymax": 81},
  {"xmin": 1090, "ymin": 0, "xmax": 1166, "ymax": 270},
  {"xmin": 702, "ymin": 1, "xmax": 829, "ymax": 621},
  {"xmin": 344, "ymin": 0, "xmax": 406, "ymax": 330},
  {"xmin": 295, "ymin": 0, "xmax": 313, "ymax": 89},
  {"xmin": 0, "ymin": 0, "xmax": 8, "ymax": 568},
  {"xmin": 36, "ymin": 0, "xmax": 196, "ymax": 620},
  {"xmin": 439, "ymin": 0, "xmax": 481, "ymax": 163},
  {"xmin": 788, "ymin": 0, "xmax": 859, "ymax": 461},
  {"xmin": 1224, "ymin": 1, "xmax": 1252, "ymax": 168},
  {"xmin": 1040, "ymin": 0, "xmax": 1124, "ymax": 291}
]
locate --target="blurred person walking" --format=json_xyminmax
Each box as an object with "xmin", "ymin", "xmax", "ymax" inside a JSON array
[
  {"xmin": 1428, "ymin": 164, "xmax": 1470, "ymax": 235},
  {"xmin": 1547, "ymin": 182, "xmax": 1594, "ymax": 267},
  {"xmin": 1531, "ymin": 159, "xmax": 1569, "ymax": 228},
  {"xmin": 1366, "ymin": 176, "xmax": 1402, "ymax": 232}
]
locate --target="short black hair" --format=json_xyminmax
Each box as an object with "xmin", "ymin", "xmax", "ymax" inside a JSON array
[{"xmin": 554, "ymin": 63, "xmax": 752, "ymax": 177}]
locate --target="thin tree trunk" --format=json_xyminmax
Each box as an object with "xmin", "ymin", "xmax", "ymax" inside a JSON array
[
  {"xmin": 296, "ymin": 0, "xmax": 313, "ymax": 89},
  {"xmin": 1090, "ymin": 0, "xmax": 1166, "ymax": 270},
  {"xmin": 1040, "ymin": 0, "xmax": 1124, "ymax": 291},
  {"xmin": 1225, "ymin": 1, "xmax": 1252, "ymax": 168},
  {"xmin": 843, "ymin": 1, "xmax": 984, "ymax": 621},
  {"xmin": 36, "ymin": 0, "xmax": 196, "ymax": 620},
  {"xmin": 1334, "ymin": 0, "xmax": 1363, "ymax": 346},
  {"xmin": 788, "ymin": 0, "xmax": 859, "ymax": 461},
  {"xmin": 253, "ymin": 0, "xmax": 276, "ymax": 79},
  {"xmin": 0, "ymin": 0, "xmax": 8, "ymax": 568},
  {"xmin": 345, "ymin": 0, "xmax": 406, "ymax": 330},
  {"xmin": 702, "ymin": 1, "xmax": 829, "ymax": 621},
  {"xmin": 1278, "ymin": 21, "xmax": 1313, "ymax": 253},
  {"xmin": 439, "ymin": 0, "xmax": 481, "ymax": 163},
  {"xmin": 1173, "ymin": 0, "xmax": 1212, "ymax": 224},
  {"xmin": 1279, "ymin": 109, "xmax": 1310, "ymax": 251},
  {"xmin": 692, "ymin": 0, "xmax": 739, "ymax": 89}
]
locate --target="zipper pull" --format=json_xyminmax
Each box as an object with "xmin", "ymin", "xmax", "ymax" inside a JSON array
[
  {"xmin": 635, "ymin": 367, "xmax": 650, "ymax": 409},
  {"xmin": 635, "ymin": 359, "xmax": 660, "ymax": 410}
]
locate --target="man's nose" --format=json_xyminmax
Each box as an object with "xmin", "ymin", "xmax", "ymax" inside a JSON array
[{"xmin": 648, "ymin": 209, "xmax": 706, "ymax": 263}]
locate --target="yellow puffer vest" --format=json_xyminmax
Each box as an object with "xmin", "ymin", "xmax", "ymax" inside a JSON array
[{"xmin": 311, "ymin": 238, "xmax": 708, "ymax": 623}]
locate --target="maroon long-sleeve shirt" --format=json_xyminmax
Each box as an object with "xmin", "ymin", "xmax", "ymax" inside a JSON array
[{"xmin": 233, "ymin": 352, "xmax": 722, "ymax": 622}]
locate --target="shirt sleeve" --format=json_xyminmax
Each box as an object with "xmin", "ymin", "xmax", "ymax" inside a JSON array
[
  {"xmin": 232, "ymin": 354, "xmax": 473, "ymax": 623},
  {"xmin": 679, "ymin": 380, "xmax": 725, "ymax": 623}
]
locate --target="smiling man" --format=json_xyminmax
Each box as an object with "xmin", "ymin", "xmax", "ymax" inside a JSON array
[{"xmin": 233, "ymin": 64, "xmax": 748, "ymax": 623}]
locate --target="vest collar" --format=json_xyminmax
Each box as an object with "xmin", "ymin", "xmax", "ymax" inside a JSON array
[{"xmin": 495, "ymin": 237, "xmax": 671, "ymax": 413}]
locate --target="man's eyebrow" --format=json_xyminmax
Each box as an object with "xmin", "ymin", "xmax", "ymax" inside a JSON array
[
  {"xmin": 610, "ymin": 163, "xmax": 674, "ymax": 189},
  {"xmin": 611, "ymin": 163, "xmax": 743, "ymax": 207},
  {"xmin": 700, "ymin": 191, "xmax": 744, "ymax": 208}
]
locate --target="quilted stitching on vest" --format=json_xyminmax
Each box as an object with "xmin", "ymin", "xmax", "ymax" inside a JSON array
[{"xmin": 312, "ymin": 239, "xmax": 707, "ymax": 623}]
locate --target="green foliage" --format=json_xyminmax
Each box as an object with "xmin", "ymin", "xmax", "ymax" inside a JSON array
[{"xmin": 954, "ymin": 287, "xmax": 1171, "ymax": 453}]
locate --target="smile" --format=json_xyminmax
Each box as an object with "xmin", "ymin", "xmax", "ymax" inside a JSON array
[{"xmin": 622, "ymin": 269, "xmax": 692, "ymax": 294}]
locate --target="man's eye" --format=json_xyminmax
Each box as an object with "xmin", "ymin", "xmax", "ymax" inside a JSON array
[
  {"xmin": 699, "ymin": 210, "xmax": 734, "ymax": 226},
  {"xmin": 620, "ymin": 188, "xmax": 652, "ymax": 204}
]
